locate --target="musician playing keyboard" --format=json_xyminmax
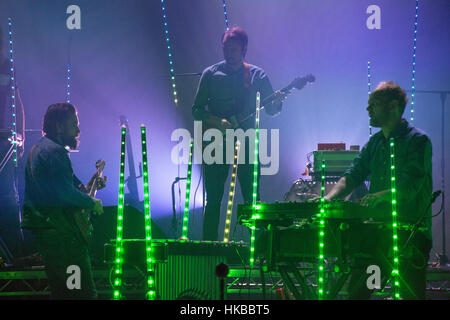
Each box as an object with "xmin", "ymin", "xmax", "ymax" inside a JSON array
[{"xmin": 324, "ymin": 81, "xmax": 432, "ymax": 299}]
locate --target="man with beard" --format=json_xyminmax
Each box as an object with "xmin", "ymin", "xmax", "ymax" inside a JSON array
[{"xmin": 22, "ymin": 103, "xmax": 104, "ymax": 299}]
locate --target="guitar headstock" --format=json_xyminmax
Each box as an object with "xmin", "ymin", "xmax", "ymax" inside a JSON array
[
  {"xmin": 95, "ymin": 159, "xmax": 106, "ymax": 174},
  {"xmin": 289, "ymin": 74, "xmax": 316, "ymax": 91}
]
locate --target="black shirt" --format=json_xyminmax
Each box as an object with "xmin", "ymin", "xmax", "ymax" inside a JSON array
[{"xmin": 344, "ymin": 119, "xmax": 433, "ymax": 238}]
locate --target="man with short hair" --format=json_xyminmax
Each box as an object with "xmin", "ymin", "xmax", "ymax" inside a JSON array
[
  {"xmin": 325, "ymin": 81, "xmax": 433, "ymax": 299},
  {"xmin": 192, "ymin": 27, "xmax": 287, "ymax": 241},
  {"xmin": 22, "ymin": 102, "xmax": 103, "ymax": 299}
]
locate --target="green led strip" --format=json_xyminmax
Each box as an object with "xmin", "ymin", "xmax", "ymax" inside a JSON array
[
  {"xmin": 181, "ymin": 140, "xmax": 194, "ymax": 239},
  {"xmin": 223, "ymin": 140, "xmax": 241, "ymax": 242},
  {"xmin": 389, "ymin": 138, "xmax": 401, "ymax": 300},
  {"xmin": 318, "ymin": 160, "xmax": 326, "ymax": 299},
  {"xmin": 249, "ymin": 92, "xmax": 261, "ymax": 268},
  {"xmin": 140, "ymin": 125, "xmax": 156, "ymax": 300},
  {"xmin": 113, "ymin": 126, "xmax": 127, "ymax": 299}
]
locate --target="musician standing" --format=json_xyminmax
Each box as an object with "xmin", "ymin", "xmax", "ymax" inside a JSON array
[
  {"xmin": 192, "ymin": 27, "xmax": 287, "ymax": 241},
  {"xmin": 325, "ymin": 81, "xmax": 432, "ymax": 299},
  {"xmin": 21, "ymin": 103, "xmax": 104, "ymax": 299}
]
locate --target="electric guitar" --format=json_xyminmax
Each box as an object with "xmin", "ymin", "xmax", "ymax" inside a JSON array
[
  {"xmin": 203, "ymin": 74, "xmax": 315, "ymax": 132},
  {"xmin": 73, "ymin": 159, "xmax": 106, "ymax": 244}
]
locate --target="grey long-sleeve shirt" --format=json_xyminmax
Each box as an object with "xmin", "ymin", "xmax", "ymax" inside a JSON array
[{"xmin": 192, "ymin": 61, "xmax": 281, "ymax": 130}]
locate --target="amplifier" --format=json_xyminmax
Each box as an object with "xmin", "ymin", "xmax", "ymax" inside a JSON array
[
  {"xmin": 313, "ymin": 150, "xmax": 359, "ymax": 178},
  {"xmin": 104, "ymin": 239, "xmax": 249, "ymax": 300}
]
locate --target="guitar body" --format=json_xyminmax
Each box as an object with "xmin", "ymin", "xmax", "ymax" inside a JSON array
[{"xmin": 73, "ymin": 209, "xmax": 93, "ymax": 244}]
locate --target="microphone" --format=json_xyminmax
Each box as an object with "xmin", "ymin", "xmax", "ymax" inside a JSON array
[{"xmin": 431, "ymin": 190, "xmax": 442, "ymax": 204}]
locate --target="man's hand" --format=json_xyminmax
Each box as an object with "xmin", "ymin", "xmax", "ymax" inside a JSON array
[
  {"xmin": 92, "ymin": 198, "xmax": 104, "ymax": 215},
  {"xmin": 359, "ymin": 190, "xmax": 390, "ymax": 207}
]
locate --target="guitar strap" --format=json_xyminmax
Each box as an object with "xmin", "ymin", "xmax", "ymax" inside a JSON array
[{"xmin": 243, "ymin": 62, "xmax": 251, "ymax": 89}]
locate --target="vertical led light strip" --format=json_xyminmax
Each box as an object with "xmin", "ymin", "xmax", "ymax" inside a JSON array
[
  {"xmin": 222, "ymin": 0, "xmax": 230, "ymax": 30},
  {"xmin": 160, "ymin": 0, "xmax": 178, "ymax": 105},
  {"xmin": 317, "ymin": 160, "xmax": 326, "ymax": 299},
  {"xmin": 389, "ymin": 138, "xmax": 400, "ymax": 300},
  {"xmin": 368, "ymin": 61, "xmax": 372, "ymax": 137},
  {"xmin": 223, "ymin": 140, "xmax": 240, "ymax": 242},
  {"xmin": 181, "ymin": 139, "xmax": 194, "ymax": 239},
  {"xmin": 7, "ymin": 18, "xmax": 17, "ymax": 166},
  {"xmin": 113, "ymin": 126, "xmax": 127, "ymax": 300},
  {"xmin": 66, "ymin": 62, "xmax": 71, "ymax": 103},
  {"xmin": 409, "ymin": 0, "xmax": 419, "ymax": 123},
  {"xmin": 140, "ymin": 125, "xmax": 156, "ymax": 300},
  {"xmin": 249, "ymin": 92, "xmax": 261, "ymax": 268}
]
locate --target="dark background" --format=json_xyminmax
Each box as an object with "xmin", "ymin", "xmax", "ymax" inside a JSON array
[{"xmin": 0, "ymin": 0, "xmax": 448, "ymax": 260}]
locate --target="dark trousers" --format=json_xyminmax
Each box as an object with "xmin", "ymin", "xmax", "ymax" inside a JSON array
[
  {"xmin": 35, "ymin": 229, "xmax": 97, "ymax": 299},
  {"xmin": 202, "ymin": 137, "xmax": 260, "ymax": 241},
  {"xmin": 347, "ymin": 227, "xmax": 431, "ymax": 300}
]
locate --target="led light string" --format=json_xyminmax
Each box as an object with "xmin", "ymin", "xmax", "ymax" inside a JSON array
[
  {"xmin": 249, "ymin": 92, "xmax": 261, "ymax": 268},
  {"xmin": 181, "ymin": 139, "xmax": 194, "ymax": 239},
  {"xmin": 222, "ymin": 0, "xmax": 230, "ymax": 30},
  {"xmin": 113, "ymin": 126, "xmax": 127, "ymax": 299},
  {"xmin": 7, "ymin": 18, "xmax": 17, "ymax": 166},
  {"xmin": 223, "ymin": 140, "xmax": 240, "ymax": 242},
  {"xmin": 409, "ymin": 0, "xmax": 419, "ymax": 123},
  {"xmin": 66, "ymin": 62, "xmax": 71, "ymax": 103},
  {"xmin": 389, "ymin": 138, "xmax": 400, "ymax": 300},
  {"xmin": 368, "ymin": 60, "xmax": 372, "ymax": 137},
  {"xmin": 317, "ymin": 160, "xmax": 326, "ymax": 299},
  {"xmin": 140, "ymin": 125, "xmax": 156, "ymax": 299},
  {"xmin": 160, "ymin": 0, "xmax": 178, "ymax": 105}
]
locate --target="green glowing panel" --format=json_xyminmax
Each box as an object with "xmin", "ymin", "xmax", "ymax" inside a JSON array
[
  {"xmin": 181, "ymin": 140, "xmax": 194, "ymax": 239},
  {"xmin": 113, "ymin": 126, "xmax": 127, "ymax": 300},
  {"xmin": 223, "ymin": 141, "xmax": 241, "ymax": 242}
]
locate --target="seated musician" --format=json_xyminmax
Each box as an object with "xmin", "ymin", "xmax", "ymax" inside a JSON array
[
  {"xmin": 21, "ymin": 103, "xmax": 104, "ymax": 299},
  {"xmin": 324, "ymin": 81, "xmax": 432, "ymax": 299}
]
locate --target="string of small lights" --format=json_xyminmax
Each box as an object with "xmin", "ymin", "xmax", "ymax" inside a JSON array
[
  {"xmin": 181, "ymin": 140, "xmax": 194, "ymax": 239},
  {"xmin": 7, "ymin": 18, "xmax": 18, "ymax": 166},
  {"xmin": 409, "ymin": 0, "xmax": 419, "ymax": 123},
  {"xmin": 160, "ymin": 0, "xmax": 178, "ymax": 105},
  {"xmin": 223, "ymin": 140, "xmax": 240, "ymax": 242},
  {"xmin": 113, "ymin": 126, "xmax": 127, "ymax": 299},
  {"xmin": 66, "ymin": 62, "xmax": 71, "ymax": 103},
  {"xmin": 249, "ymin": 92, "xmax": 261, "ymax": 268},
  {"xmin": 140, "ymin": 125, "xmax": 156, "ymax": 299},
  {"xmin": 222, "ymin": 0, "xmax": 230, "ymax": 30},
  {"xmin": 389, "ymin": 138, "xmax": 401, "ymax": 300},
  {"xmin": 368, "ymin": 60, "xmax": 372, "ymax": 137},
  {"xmin": 317, "ymin": 161, "xmax": 326, "ymax": 299}
]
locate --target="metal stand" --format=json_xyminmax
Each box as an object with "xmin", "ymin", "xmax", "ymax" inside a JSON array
[{"xmin": 407, "ymin": 89, "xmax": 449, "ymax": 265}]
